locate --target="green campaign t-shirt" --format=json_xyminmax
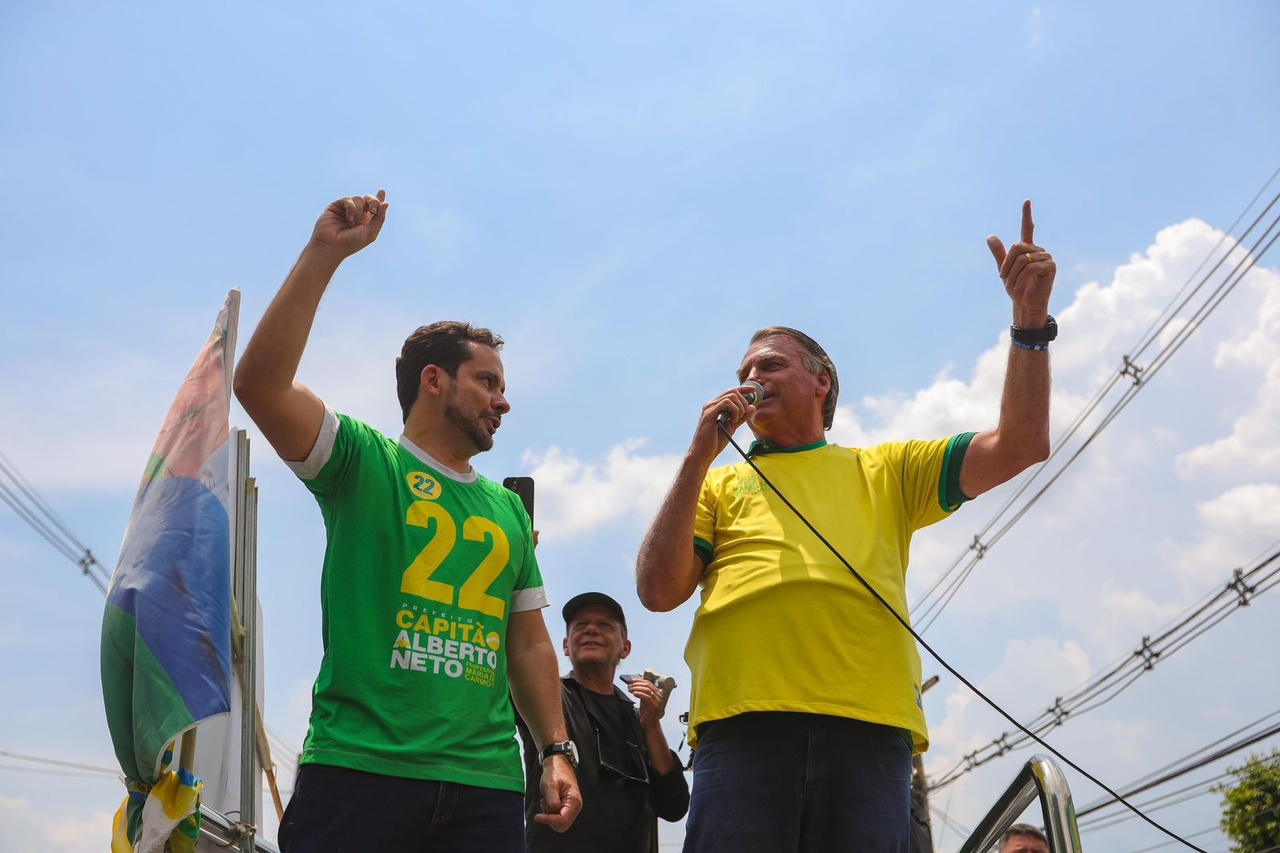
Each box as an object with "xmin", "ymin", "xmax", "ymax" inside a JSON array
[{"xmin": 288, "ymin": 409, "xmax": 545, "ymax": 792}]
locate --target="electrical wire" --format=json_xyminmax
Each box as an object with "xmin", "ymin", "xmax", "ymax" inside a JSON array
[
  {"xmin": 927, "ymin": 801, "xmax": 973, "ymax": 841},
  {"xmin": 911, "ymin": 173, "xmax": 1280, "ymax": 632},
  {"xmin": 0, "ymin": 749, "xmax": 118, "ymax": 776},
  {"xmin": 0, "ymin": 449, "xmax": 111, "ymax": 592},
  {"xmin": 0, "ymin": 445, "xmax": 305, "ymax": 788},
  {"xmin": 928, "ymin": 544, "xmax": 1280, "ymax": 788},
  {"xmin": 917, "ymin": 200, "xmax": 1280, "ymax": 630},
  {"xmin": 717, "ymin": 422, "xmax": 1206, "ymax": 852},
  {"xmin": 1117, "ymin": 710, "xmax": 1280, "ymax": 796},
  {"xmin": 1077, "ymin": 728, "xmax": 1280, "ymax": 823},
  {"xmin": 916, "ymin": 211, "xmax": 1276, "ymax": 633},
  {"xmin": 1086, "ymin": 771, "xmax": 1233, "ymax": 824},
  {"xmin": 1127, "ymin": 824, "xmax": 1232, "ymax": 853}
]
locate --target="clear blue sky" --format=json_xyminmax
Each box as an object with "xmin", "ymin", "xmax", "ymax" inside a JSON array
[{"xmin": 2, "ymin": 2, "xmax": 1278, "ymax": 850}]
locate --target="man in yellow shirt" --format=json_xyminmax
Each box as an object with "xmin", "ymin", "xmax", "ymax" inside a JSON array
[{"xmin": 636, "ymin": 202, "xmax": 1056, "ymax": 852}]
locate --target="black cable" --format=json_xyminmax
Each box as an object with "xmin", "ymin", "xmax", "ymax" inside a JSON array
[
  {"xmin": 911, "ymin": 178, "xmax": 1280, "ymax": 625},
  {"xmin": 717, "ymin": 422, "xmax": 1206, "ymax": 852},
  {"xmin": 929, "ymin": 548, "xmax": 1280, "ymax": 787},
  {"xmin": 1083, "ymin": 788, "xmax": 1218, "ymax": 833},
  {"xmin": 1078, "ymin": 728, "xmax": 1280, "ymax": 820},
  {"xmin": 0, "ymin": 481, "xmax": 86, "ymax": 565},
  {"xmin": 1130, "ymin": 182, "xmax": 1280, "ymax": 363},
  {"xmin": 0, "ymin": 749, "xmax": 118, "ymax": 775},
  {"xmin": 1115, "ymin": 710, "xmax": 1280, "ymax": 796},
  {"xmin": 0, "ymin": 765, "xmax": 119, "ymax": 779},
  {"xmin": 0, "ymin": 444, "xmax": 311, "ymax": 786},
  {"xmin": 0, "ymin": 450, "xmax": 111, "ymax": 591},
  {"xmin": 1127, "ymin": 824, "xmax": 1231, "ymax": 853},
  {"xmin": 927, "ymin": 801, "xmax": 974, "ymax": 840},
  {"xmin": 0, "ymin": 451, "xmax": 101, "ymax": 561}
]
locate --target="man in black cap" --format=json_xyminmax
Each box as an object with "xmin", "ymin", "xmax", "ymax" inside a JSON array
[{"xmin": 517, "ymin": 592, "xmax": 690, "ymax": 852}]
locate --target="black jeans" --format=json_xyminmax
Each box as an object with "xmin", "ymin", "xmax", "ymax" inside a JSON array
[
  {"xmin": 279, "ymin": 764, "xmax": 524, "ymax": 852},
  {"xmin": 682, "ymin": 712, "xmax": 913, "ymax": 853}
]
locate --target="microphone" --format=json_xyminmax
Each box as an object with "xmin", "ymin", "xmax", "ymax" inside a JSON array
[{"xmin": 717, "ymin": 381, "xmax": 765, "ymax": 424}]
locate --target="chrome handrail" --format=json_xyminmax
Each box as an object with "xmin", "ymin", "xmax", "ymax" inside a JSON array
[
  {"xmin": 199, "ymin": 804, "xmax": 280, "ymax": 852},
  {"xmin": 954, "ymin": 754, "xmax": 1083, "ymax": 852}
]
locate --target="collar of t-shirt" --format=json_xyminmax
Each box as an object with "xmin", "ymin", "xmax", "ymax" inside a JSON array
[
  {"xmin": 746, "ymin": 437, "xmax": 827, "ymax": 458},
  {"xmin": 398, "ymin": 435, "xmax": 479, "ymax": 483}
]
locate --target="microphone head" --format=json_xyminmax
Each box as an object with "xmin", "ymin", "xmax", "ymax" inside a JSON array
[{"xmin": 717, "ymin": 381, "xmax": 767, "ymax": 426}]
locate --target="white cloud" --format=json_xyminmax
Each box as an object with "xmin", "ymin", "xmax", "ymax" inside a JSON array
[
  {"xmin": 0, "ymin": 301, "xmax": 404, "ymax": 495},
  {"xmin": 524, "ymin": 440, "xmax": 682, "ymax": 540},
  {"xmin": 1214, "ymin": 258, "xmax": 1280, "ymax": 371},
  {"xmin": 924, "ymin": 637, "xmax": 1093, "ymax": 788},
  {"xmin": 0, "ymin": 620, "xmax": 29, "ymax": 651},
  {"xmin": 517, "ymin": 219, "xmax": 1280, "ymax": 632},
  {"xmin": 828, "ymin": 221, "xmax": 1244, "ymax": 457},
  {"xmin": 1028, "ymin": 6, "xmax": 1045, "ymax": 49},
  {"xmin": 1176, "ymin": 359, "xmax": 1280, "ymax": 479},
  {"xmin": 1088, "ymin": 583, "xmax": 1183, "ymax": 657},
  {"xmin": 1172, "ymin": 483, "xmax": 1280, "ymax": 589},
  {"xmin": 1171, "ymin": 259, "xmax": 1280, "ymax": 479},
  {"xmin": 0, "ymin": 795, "xmax": 115, "ymax": 853}
]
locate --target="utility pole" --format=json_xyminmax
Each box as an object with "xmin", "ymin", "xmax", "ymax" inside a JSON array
[{"xmin": 910, "ymin": 674, "xmax": 941, "ymax": 853}]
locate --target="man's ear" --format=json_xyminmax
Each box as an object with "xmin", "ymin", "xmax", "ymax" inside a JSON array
[
  {"xmin": 421, "ymin": 364, "xmax": 448, "ymax": 398},
  {"xmin": 562, "ymin": 636, "xmax": 570, "ymax": 658},
  {"xmin": 814, "ymin": 369, "xmax": 831, "ymax": 399},
  {"xmin": 619, "ymin": 638, "xmax": 632, "ymax": 661}
]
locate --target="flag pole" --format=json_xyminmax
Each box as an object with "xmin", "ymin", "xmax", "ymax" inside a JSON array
[
  {"xmin": 255, "ymin": 702, "xmax": 285, "ymax": 820},
  {"xmin": 233, "ymin": 429, "xmax": 260, "ymax": 852}
]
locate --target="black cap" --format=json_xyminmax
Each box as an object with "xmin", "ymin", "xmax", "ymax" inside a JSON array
[{"xmin": 561, "ymin": 592, "xmax": 627, "ymax": 628}]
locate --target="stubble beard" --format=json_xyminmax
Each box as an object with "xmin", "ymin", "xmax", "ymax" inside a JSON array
[{"xmin": 445, "ymin": 385, "xmax": 495, "ymax": 454}]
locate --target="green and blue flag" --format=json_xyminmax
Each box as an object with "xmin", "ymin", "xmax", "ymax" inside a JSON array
[{"xmin": 101, "ymin": 289, "xmax": 240, "ymax": 851}]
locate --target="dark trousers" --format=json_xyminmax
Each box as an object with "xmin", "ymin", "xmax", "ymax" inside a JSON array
[
  {"xmin": 682, "ymin": 712, "xmax": 913, "ymax": 853},
  {"xmin": 279, "ymin": 764, "xmax": 524, "ymax": 853}
]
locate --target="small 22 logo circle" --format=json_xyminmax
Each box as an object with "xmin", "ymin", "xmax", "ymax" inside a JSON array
[{"xmin": 407, "ymin": 472, "xmax": 442, "ymax": 500}]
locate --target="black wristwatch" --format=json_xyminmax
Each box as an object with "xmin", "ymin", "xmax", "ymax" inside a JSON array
[
  {"xmin": 539, "ymin": 741, "xmax": 579, "ymax": 767},
  {"xmin": 1010, "ymin": 315, "xmax": 1058, "ymax": 345}
]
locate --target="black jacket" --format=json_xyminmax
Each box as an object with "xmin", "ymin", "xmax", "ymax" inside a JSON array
[{"xmin": 518, "ymin": 673, "xmax": 690, "ymax": 853}]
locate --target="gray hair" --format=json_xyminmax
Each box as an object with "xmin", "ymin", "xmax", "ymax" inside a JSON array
[{"xmin": 749, "ymin": 326, "xmax": 840, "ymax": 430}]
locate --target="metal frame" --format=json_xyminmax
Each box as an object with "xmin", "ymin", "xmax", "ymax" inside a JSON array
[
  {"xmin": 198, "ymin": 431, "xmax": 269, "ymax": 852},
  {"xmin": 199, "ymin": 804, "xmax": 280, "ymax": 853},
  {"xmin": 233, "ymin": 429, "xmax": 260, "ymax": 852},
  {"xmin": 955, "ymin": 754, "xmax": 1083, "ymax": 853}
]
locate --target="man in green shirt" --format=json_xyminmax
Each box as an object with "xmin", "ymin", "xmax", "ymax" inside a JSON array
[{"xmin": 235, "ymin": 189, "xmax": 580, "ymax": 851}]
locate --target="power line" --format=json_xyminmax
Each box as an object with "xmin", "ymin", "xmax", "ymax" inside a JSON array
[
  {"xmin": 1078, "ymin": 729, "xmax": 1280, "ymax": 825},
  {"xmin": 0, "ymin": 749, "xmax": 118, "ymax": 776},
  {"xmin": 1127, "ymin": 824, "xmax": 1231, "ymax": 853},
  {"xmin": 929, "ymin": 546, "xmax": 1280, "ymax": 789},
  {"xmin": 0, "ymin": 449, "xmax": 111, "ymax": 592},
  {"xmin": 916, "ymin": 205, "xmax": 1280, "ymax": 631},
  {"xmin": 0, "ymin": 765, "xmax": 119, "ymax": 779},
  {"xmin": 911, "ymin": 170, "xmax": 1280, "ymax": 631},
  {"xmin": 0, "ymin": 446, "xmax": 305, "ymax": 781},
  {"xmin": 1101, "ymin": 715, "xmax": 1280, "ymax": 810},
  {"xmin": 927, "ymin": 801, "xmax": 974, "ymax": 842}
]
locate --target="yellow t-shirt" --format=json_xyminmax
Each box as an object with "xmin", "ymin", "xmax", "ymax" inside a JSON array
[{"xmin": 688, "ymin": 436, "xmax": 968, "ymax": 753}]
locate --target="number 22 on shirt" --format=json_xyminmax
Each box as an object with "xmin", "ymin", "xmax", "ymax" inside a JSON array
[{"xmin": 400, "ymin": 501, "xmax": 509, "ymax": 620}]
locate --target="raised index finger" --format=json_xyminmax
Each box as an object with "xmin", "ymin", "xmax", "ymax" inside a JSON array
[{"xmin": 1021, "ymin": 199, "xmax": 1035, "ymax": 244}]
